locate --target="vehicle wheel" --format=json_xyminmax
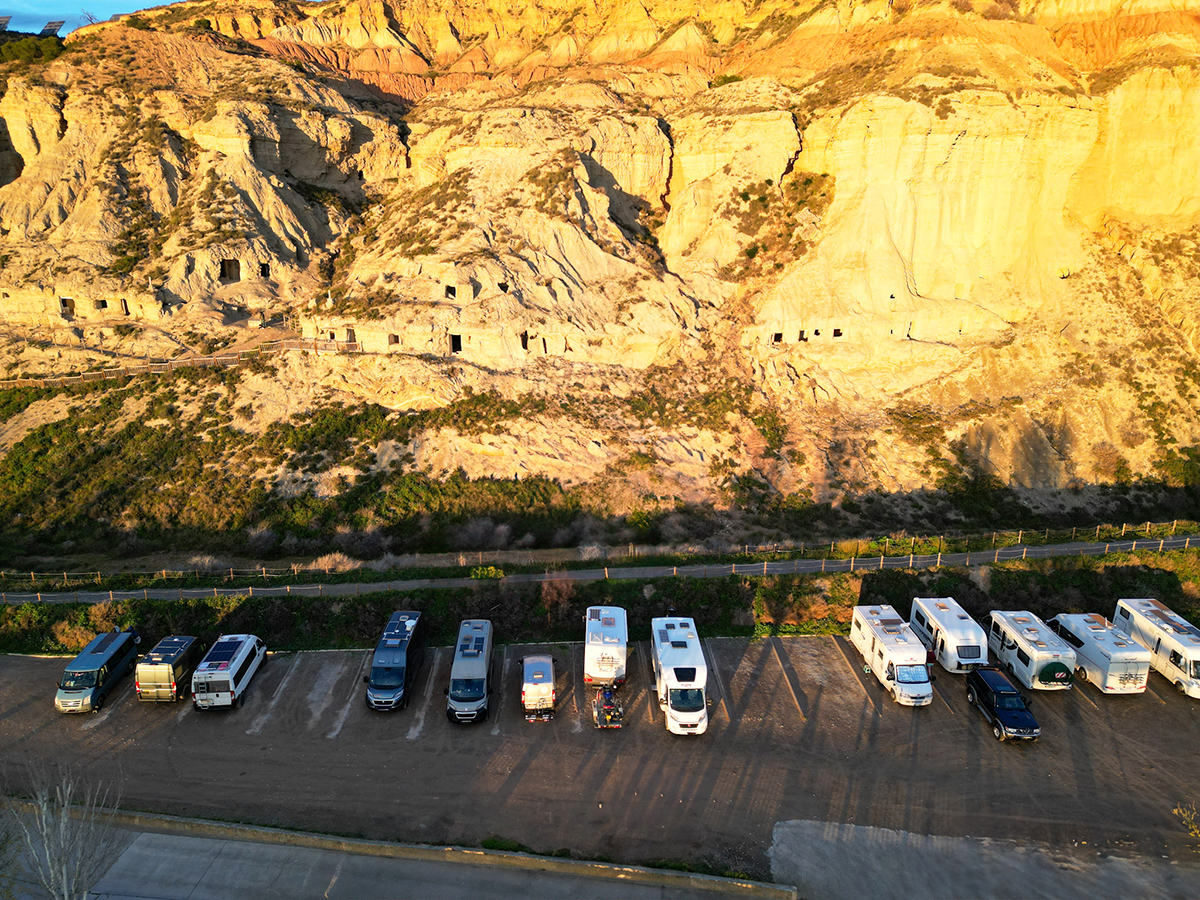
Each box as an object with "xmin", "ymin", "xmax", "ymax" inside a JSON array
[
  {"xmin": 992, "ymin": 723, "xmax": 1005, "ymax": 741},
  {"xmin": 236, "ymin": 695, "xmax": 244, "ymax": 709},
  {"xmin": 192, "ymin": 701, "xmax": 200, "ymax": 711},
  {"xmin": 1177, "ymin": 681, "xmax": 1186, "ymax": 694},
  {"xmin": 126, "ymin": 658, "xmax": 135, "ymax": 674},
  {"xmin": 965, "ymin": 688, "xmax": 976, "ymax": 707},
  {"xmin": 1076, "ymin": 667, "xmax": 1087, "ymax": 684},
  {"xmin": 93, "ymin": 695, "xmax": 105, "ymax": 712}
]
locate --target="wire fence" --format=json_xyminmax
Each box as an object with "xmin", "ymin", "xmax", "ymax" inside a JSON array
[
  {"xmin": 0, "ymin": 339, "xmax": 363, "ymax": 389},
  {"xmin": 2, "ymin": 526, "xmax": 1197, "ymax": 604}
]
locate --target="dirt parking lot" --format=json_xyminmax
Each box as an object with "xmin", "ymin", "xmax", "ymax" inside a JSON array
[{"xmin": 3, "ymin": 636, "xmax": 1199, "ymax": 880}]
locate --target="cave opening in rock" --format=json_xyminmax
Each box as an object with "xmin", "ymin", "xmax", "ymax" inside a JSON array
[
  {"xmin": 220, "ymin": 259, "xmax": 240, "ymax": 282},
  {"xmin": 450, "ymin": 334, "xmax": 463, "ymax": 353}
]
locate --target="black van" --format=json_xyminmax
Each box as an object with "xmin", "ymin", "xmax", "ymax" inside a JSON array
[
  {"xmin": 363, "ymin": 611, "xmax": 427, "ymax": 710},
  {"xmin": 965, "ymin": 666, "xmax": 1041, "ymax": 742},
  {"xmin": 136, "ymin": 636, "xmax": 206, "ymax": 702}
]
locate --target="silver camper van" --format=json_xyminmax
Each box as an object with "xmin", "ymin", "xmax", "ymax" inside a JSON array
[{"xmin": 446, "ymin": 619, "xmax": 494, "ymax": 724}]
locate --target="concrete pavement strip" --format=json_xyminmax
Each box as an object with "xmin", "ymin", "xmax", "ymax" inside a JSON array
[{"xmin": 79, "ymin": 807, "xmax": 798, "ymax": 900}]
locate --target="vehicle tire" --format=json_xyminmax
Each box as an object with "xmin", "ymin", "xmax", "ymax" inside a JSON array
[
  {"xmin": 93, "ymin": 695, "xmax": 105, "ymax": 712},
  {"xmin": 236, "ymin": 694, "xmax": 244, "ymax": 709},
  {"xmin": 126, "ymin": 658, "xmax": 135, "ymax": 675},
  {"xmin": 992, "ymin": 723, "xmax": 1005, "ymax": 741},
  {"xmin": 193, "ymin": 701, "xmax": 200, "ymax": 711},
  {"xmin": 1177, "ymin": 681, "xmax": 1186, "ymax": 694},
  {"xmin": 1076, "ymin": 667, "xmax": 1088, "ymax": 685},
  {"xmin": 965, "ymin": 688, "xmax": 976, "ymax": 707}
]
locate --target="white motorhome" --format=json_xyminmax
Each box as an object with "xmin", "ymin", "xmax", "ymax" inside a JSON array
[
  {"xmin": 987, "ymin": 611, "xmax": 1075, "ymax": 690},
  {"xmin": 908, "ymin": 597, "xmax": 988, "ymax": 674},
  {"xmin": 583, "ymin": 606, "xmax": 628, "ymax": 687},
  {"xmin": 649, "ymin": 616, "xmax": 708, "ymax": 735},
  {"xmin": 1049, "ymin": 613, "xmax": 1151, "ymax": 694},
  {"xmin": 1113, "ymin": 598, "xmax": 1200, "ymax": 698},
  {"xmin": 850, "ymin": 606, "xmax": 933, "ymax": 706},
  {"xmin": 191, "ymin": 634, "xmax": 266, "ymax": 710},
  {"xmin": 446, "ymin": 619, "xmax": 494, "ymax": 723}
]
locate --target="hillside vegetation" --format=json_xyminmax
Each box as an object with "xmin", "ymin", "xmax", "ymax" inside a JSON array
[{"xmin": 0, "ymin": 0, "xmax": 1198, "ymax": 563}]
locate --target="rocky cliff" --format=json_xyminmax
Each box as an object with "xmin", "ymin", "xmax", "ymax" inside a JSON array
[{"xmin": 0, "ymin": 0, "xmax": 1198, "ymax": 549}]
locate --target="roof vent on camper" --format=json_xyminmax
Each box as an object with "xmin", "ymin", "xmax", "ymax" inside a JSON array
[
  {"xmin": 671, "ymin": 640, "xmax": 688, "ymax": 649},
  {"xmin": 937, "ymin": 603, "xmax": 950, "ymax": 611},
  {"xmin": 665, "ymin": 622, "xmax": 676, "ymax": 629}
]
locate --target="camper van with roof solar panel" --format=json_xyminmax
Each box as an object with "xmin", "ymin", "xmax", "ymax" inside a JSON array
[
  {"xmin": 1113, "ymin": 598, "xmax": 1200, "ymax": 698},
  {"xmin": 987, "ymin": 611, "xmax": 1075, "ymax": 690},
  {"xmin": 191, "ymin": 634, "xmax": 266, "ymax": 710},
  {"xmin": 851, "ymin": 606, "xmax": 932, "ymax": 705},
  {"xmin": 446, "ymin": 619, "xmax": 493, "ymax": 723},
  {"xmin": 363, "ymin": 611, "xmax": 426, "ymax": 711},
  {"xmin": 1048, "ymin": 613, "xmax": 1151, "ymax": 694},
  {"xmin": 650, "ymin": 615, "xmax": 708, "ymax": 734},
  {"xmin": 908, "ymin": 597, "xmax": 988, "ymax": 674},
  {"xmin": 55, "ymin": 628, "xmax": 141, "ymax": 713}
]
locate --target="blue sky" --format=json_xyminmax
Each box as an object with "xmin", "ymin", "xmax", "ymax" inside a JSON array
[{"xmin": 2, "ymin": 1, "xmax": 149, "ymax": 36}]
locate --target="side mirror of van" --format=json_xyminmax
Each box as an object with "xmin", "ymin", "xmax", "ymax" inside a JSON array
[
  {"xmin": 444, "ymin": 687, "xmax": 449, "ymax": 696},
  {"xmin": 362, "ymin": 675, "xmax": 369, "ymax": 684}
]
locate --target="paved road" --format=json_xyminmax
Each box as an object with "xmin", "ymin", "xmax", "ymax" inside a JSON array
[
  {"xmin": 769, "ymin": 820, "xmax": 1200, "ymax": 900},
  {"xmin": 86, "ymin": 832, "xmax": 753, "ymax": 900},
  {"xmin": 4, "ymin": 535, "xmax": 1198, "ymax": 604}
]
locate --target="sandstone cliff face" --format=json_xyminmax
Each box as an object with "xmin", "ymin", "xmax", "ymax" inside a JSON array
[{"xmin": 1, "ymin": 0, "xmax": 1199, "ymax": 519}]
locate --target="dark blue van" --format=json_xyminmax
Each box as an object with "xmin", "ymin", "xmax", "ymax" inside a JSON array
[{"xmin": 54, "ymin": 628, "xmax": 141, "ymax": 713}]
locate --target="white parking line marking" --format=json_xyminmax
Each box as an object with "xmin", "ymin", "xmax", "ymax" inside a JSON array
[
  {"xmin": 490, "ymin": 645, "xmax": 509, "ymax": 736},
  {"xmin": 702, "ymin": 638, "xmax": 730, "ymax": 722},
  {"xmin": 307, "ymin": 659, "xmax": 349, "ymax": 729},
  {"xmin": 572, "ymin": 643, "xmax": 584, "ymax": 733},
  {"xmin": 246, "ymin": 654, "xmax": 302, "ymax": 735},
  {"xmin": 406, "ymin": 648, "xmax": 442, "ymax": 741},
  {"xmin": 325, "ymin": 653, "xmax": 370, "ymax": 739}
]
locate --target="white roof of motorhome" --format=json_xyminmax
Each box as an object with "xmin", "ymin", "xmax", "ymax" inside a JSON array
[
  {"xmin": 651, "ymin": 616, "xmax": 705, "ymax": 674},
  {"xmin": 1120, "ymin": 599, "xmax": 1200, "ymax": 647},
  {"xmin": 856, "ymin": 606, "xmax": 925, "ymax": 652},
  {"xmin": 196, "ymin": 634, "xmax": 257, "ymax": 674},
  {"xmin": 991, "ymin": 611, "xmax": 1072, "ymax": 655},
  {"xmin": 1054, "ymin": 613, "xmax": 1151, "ymax": 660},
  {"xmin": 586, "ymin": 606, "xmax": 627, "ymax": 645},
  {"xmin": 912, "ymin": 598, "xmax": 986, "ymax": 641}
]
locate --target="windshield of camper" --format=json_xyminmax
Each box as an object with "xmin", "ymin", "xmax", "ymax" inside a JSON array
[
  {"xmin": 895, "ymin": 665, "xmax": 929, "ymax": 684},
  {"xmin": 60, "ymin": 670, "xmax": 95, "ymax": 690},
  {"xmin": 449, "ymin": 678, "xmax": 485, "ymax": 702},
  {"xmin": 957, "ymin": 645, "xmax": 982, "ymax": 659},
  {"xmin": 669, "ymin": 688, "xmax": 705, "ymax": 712},
  {"xmin": 370, "ymin": 666, "xmax": 405, "ymax": 689}
]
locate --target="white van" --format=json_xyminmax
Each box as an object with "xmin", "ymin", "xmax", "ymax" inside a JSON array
[
  {"xmin": 850, "ymin": 606, "xmax": 932, "ymax": 706},
  {"xmin": 1113, "ymin": 598, "xmax": 1200, "ymax": 698},
  {"xmin": 986, "ymin": 611, "xmax": 1075, "ymax": 690},
  {"xmin": 191, "ymin": 634, "xmax": 266, "ymax": 710},
  {"xmin": 446, "ymin": 619, "xmax": 494, "ymax": 723},
  {"xmin": 583, "ymin": 606, "xmax": 628, "ymax": 687},
  {"xmin": 908, "ymin": 597, "xmax": 988, "ymax": 673},
  {"xmin": 1049, "ymin": 613, "xmax": 1151, "ymax": 694},
  {"xmin": 649, "ymin": 616, "xmax": 708, "ymax": 735}
]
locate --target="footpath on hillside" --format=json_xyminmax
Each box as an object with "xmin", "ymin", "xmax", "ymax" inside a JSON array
[{"xmin": 4, "ymin": 535, "xmax": 1197, "ymax": 605}]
